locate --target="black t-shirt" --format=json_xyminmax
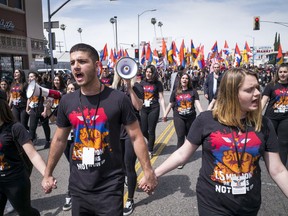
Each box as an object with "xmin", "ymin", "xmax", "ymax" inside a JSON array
[
  {"xmin": 0, "ymin": 122, "xmax": 31, "ymax": 182},
  {"xmin": 56, "ymin": 86, "xmax": 137, "ymax": 194},
  {"xmin": 169, "ymin": 89, "xmax": 199, "ymax": 119},
  {"xmin": 262, "ymin": 82, "xmax": 288, "ymax": 120},
  {"xmin": 187, "ymin": 111, "xmax": 278, "ymax": 215},
  {"xmin": 140, "ymin": 80, "xmax": 163, "ymax": 109},
  {"xmin": 119, "ymin": 83, "xmax": 143, "ymax": 139},
  {"xmin": 10, "ymin": 83, "xmax": 28, "ymax": 108}
]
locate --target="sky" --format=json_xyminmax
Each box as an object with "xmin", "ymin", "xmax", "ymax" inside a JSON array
[{"xmin": 42, "ymin": 0, "xmax": 288, "ymax": 57}]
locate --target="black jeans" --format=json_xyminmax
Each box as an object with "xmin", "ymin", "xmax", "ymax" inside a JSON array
[
  {"xmin": 71, "ymin": 190, "xmax": 123, "ymax": 216},
  {"xmin": 29, "ymin": 109, "xmax": 51, "ymax": 142},
  {"xmin": 121, "ymin": 138, "xmax": 137, "ymax": 199},
  {"xmin": 173, "ymin": 115, "xmax": 195, "ymax": 149},
  {"xmin": 12, "ymin": 106, "xmax": 29, "ymax": 130},
  {"xmin": 0, "ymin": 174, "xmax": 40, "ymax": 216},
  {"xmin": 271, "ymin": 118, "xmax": 288, "ymax": 166},
  {"xmin": 140, "ymin": 106, "xmax": 160, "ymax": 152}
]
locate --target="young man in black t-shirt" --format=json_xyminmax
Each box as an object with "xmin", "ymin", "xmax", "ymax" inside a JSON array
[{"xmin": 42, "ymin": 43, "xmax": 157, "ymax": 216}]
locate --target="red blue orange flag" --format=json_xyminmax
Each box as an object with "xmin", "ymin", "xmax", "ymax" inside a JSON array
[
  {"xmin": 209, "ymin": 41, "xmax": 218, "ymax": 59},
  {"xmin": 100, "ymin": 43, "xmax": 108, "ymax": 61},
  {"xmin": 223, "ymin": 40, "xmax": 230, "ymax": 55},
  {"xmin": 167, "ymin": 41, "xmax": 178, "ymax": 65},
  {"xmin": 191, "ymin": 39, "xmax": 198, "ymax": 62},
  {"xmin": 140, "ymin": 44, "xmax": 146, "ymax": 65},
  {"xmin": 146, "ymin": 42, "xmax": 153, "ymax": 63},
  {"xmin": 242, "ymin": 41, "xmax": 252, "ymax": 63},
  {"xmin": 234, "ymin": 43, "xmax": 242, "ymax": 67},
  {"xmin": 179, "ymin": 39, "xmax": 186, "ymax": 67},
  {"xmin": 276, "ymin": 43, "xmax": 283, "ymax": 65}
]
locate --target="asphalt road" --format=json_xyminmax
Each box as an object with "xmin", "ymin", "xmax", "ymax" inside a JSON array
[{"xmin": 6, "ymin": 90, "xmax": 288, "ymax": 216}]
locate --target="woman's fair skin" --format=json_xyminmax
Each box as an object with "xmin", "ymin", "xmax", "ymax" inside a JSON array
[
  {"xmin": 66, "ymin": 83, "xmax": 76, "ymax": 94},
  {"xmin": 53, "ymin": 77, "xmax": 61, "ymax": 90},
  {"xmin": 238, "ymin": 75, "xmax": 261, "ymax": 117},
  {"xmin": 13, "ymin": 70, "xmax": 21, "ymax": 83},
  {"xmin": 0, "ymin": 80, "xmax": 8, "ymax": 91}
]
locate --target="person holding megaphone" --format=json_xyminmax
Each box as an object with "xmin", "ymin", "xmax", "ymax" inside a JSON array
[
  {"xmin": 26, "ymin": 71, "xmax": 51, "ymax": 148},
  {"xmin": 112, "ymin": 57, "xmax": 144, "ymax": 215}
]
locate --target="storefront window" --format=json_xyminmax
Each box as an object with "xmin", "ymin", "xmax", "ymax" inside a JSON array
[
  {"xmin": 14, "ymin": 0, "xmax": 23, "ymax": 10},
  {"xmin": 0, "ymin": 0, "xmax": 8, "ymax": 6}
]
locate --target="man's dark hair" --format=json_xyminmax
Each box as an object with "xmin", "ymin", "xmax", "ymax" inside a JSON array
[{"xmin": 70, "ymin": 43, "xmax": 99, "ymax": 62}]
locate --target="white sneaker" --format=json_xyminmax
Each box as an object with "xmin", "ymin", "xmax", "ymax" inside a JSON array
[
  {"xmin": 4, "ymin": 200, "xmax": 14, "ymax": 215},
  {"xmin": 62, "ymin": 197, "xmax": 72, "ymax": 211}
]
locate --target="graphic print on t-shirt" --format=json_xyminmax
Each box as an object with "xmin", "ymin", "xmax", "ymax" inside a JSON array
[
  {"xmin": 209, "ymin": 130, "xmax": 261, "ymax": 193},
  {"xmin": 143, "ymin": 85, "xmax": 155, "ymax": 101},
  {"xmin": 69, "ymin": 107, "xmax": 111, "ymax": 169},
  {"xmin": 11, "ymin": 84, "xmax": 21, "ymax": 105},
  {"xmin": 0, "ymin": 142, "xmax": 9, "ymax": 171},
  {"xmin": 176, "ymin": 93, "xmax": 193, "ymax": 115},
  {"xmin": 273, "ymin": 88, "xmax": 288, "ymax": 113},
  {"xmin": 29, "ymin": 95, "xmax": 40, "ymax": 108}
]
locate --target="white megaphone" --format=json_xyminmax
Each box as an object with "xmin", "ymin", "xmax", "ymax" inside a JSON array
[
  {"xmin": 115, "ymin": 57, "xmax": 138, "ymax": 79},
  {"xmin": 26, "ymin": 80, "xmax": 61, "ymax": 99}
]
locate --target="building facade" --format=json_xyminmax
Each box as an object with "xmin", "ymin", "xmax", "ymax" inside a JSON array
[{"xmin": 0, "ymin": 0, "xmax": 46, "ymax": 80}]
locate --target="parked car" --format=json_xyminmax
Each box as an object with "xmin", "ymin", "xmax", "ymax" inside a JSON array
[{"xmin": 37, "ymin": 68, "xmax": 71, "ymax": 76}]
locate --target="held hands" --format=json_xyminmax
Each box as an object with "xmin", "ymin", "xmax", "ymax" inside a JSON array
[
  {"xmin": 162, "ymin": 117, "xmax": 167, "ymax": 122},
  {"xmin": 42, "ymin": 176, "xmax": 57, "ymax": 194},
  {"xmin": 138, "ymin": 170, "xmax": 158, "ymax": 195}
]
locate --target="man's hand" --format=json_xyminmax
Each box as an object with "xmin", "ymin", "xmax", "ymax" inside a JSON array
[
  {"xmin": 42, "ymin": 176, "xmax": 57, "ymax": 194},
  {"xmin": 204, "ymin": 94, "xmax": 208, "ymax": 100},
  {"xmin": 138, "ymin": 170, "xmax": 158, "ymax": 195}
]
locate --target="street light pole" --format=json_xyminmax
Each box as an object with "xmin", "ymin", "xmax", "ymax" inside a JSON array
[
  {"xmin": 77, "ymin": 28, "xmax": 83, "ymax": 42},
  {"xmin": 60, "ymin": 24, "xmax": 67, "ymax": 52},
  {"xmin": 137, "ymin": 9, "xmax": 156, "ymax": 61},
  {"xmin": 158, "ymin": 21, "xmax": 163, "ymax": 38},
  {"xmin": 47, "ymin": 0, "xmax": 71, "ymax": 77},
  {"xmin": 110, "ymin": 16, "xmax": 118, "ymax": 52}
]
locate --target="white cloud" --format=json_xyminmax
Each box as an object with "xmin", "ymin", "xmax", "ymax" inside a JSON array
[{"xmin": 43, "ymin": 0, "xmax": 288, "ymax": 56}]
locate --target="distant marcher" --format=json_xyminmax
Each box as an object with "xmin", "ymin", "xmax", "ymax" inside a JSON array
[
  {"xmin": 140, "ymin": 64, "xmax": 166, "ymax": 158},
  {"xmin": 204, "ymin": 63, "xmax": 222, "ymax": 104},
  {"xmin": 261, "ymin": 63, "xmax": 288, "ymax": 166},
  {"xmin": 9, "ymin": 70, "xmax": 29, "ymax": 130},
  {"xmin": 163, "ymin": 73, "xmax": 203, "ymax": 169},
  {"xmin": 26, "ymin": 72, "xmax": 51, "ymax": 148}
]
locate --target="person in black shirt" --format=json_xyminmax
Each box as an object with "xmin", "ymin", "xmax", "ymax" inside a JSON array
[
  {"xmin": 42, "ymin": 43, "xmax": 157, "ymax": 216},
  {"xmin": 262, "ymin": 63, "xmax": 288, "ymax": 166},
  {"xmin": 0, "ymin": 90, "xmax": 47, "ymax": 216},
  {"xmin": 141, "ymin": 68, "xmax": 288, "ymax": 215}
]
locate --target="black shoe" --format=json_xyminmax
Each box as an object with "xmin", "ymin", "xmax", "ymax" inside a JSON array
[
  {"xmin": 62, "ymin": 197, "xmax": 72, "ymax": 211},
  {"xmin": 44, "ymin": 141, "xmax": 50, "ymax": 149},
  {"xmin": 123, "ymin": 199, "xmax": 134, "ymax": 216}
]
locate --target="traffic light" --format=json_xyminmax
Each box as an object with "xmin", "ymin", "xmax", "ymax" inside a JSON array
[
  {"xmin": 253, "ymin": 16, "xmax": 260, "ymax": 30},
  {"xmin": 135, "ymin": 49, "xmax": 139, "ymax": 59},
  {"xmin": 44, "ymin": 57, "xmax": 51, "ymax": 65}
]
